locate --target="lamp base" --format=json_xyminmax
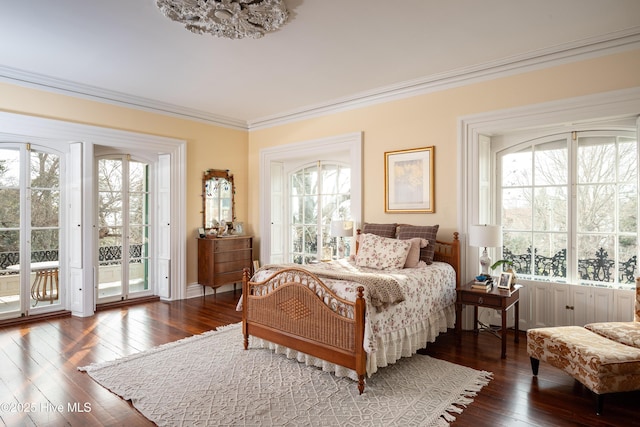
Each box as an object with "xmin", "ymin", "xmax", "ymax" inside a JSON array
[
  {"xmin": 479, "ymin": 248, "xmax": 491, "ymax": 276},
  {"xmin": 337, "ymin": 238, "xmax": 345, "ymax": 259}
]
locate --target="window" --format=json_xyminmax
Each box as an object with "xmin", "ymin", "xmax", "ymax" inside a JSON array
[
  {"xmin": 289, "ymin": 162, "xmax": 351, "ymax": 264},
  {"xmin": 498, "ymin": 131, "xmax": 637, "ymax": 289},
  {"xmin": 259, "ymin": 132, "xmax": 362, "ymax": 266}
]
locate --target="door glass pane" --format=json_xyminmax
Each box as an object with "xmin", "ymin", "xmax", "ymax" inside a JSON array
[
  {"xmin": 30, "ymin": 150, "xmax": 61, "ymax": 308},
  {"xmin": 129, "ymin": 225, "xmax": 149, "ymax": 293},
  {"xmin": 129, "ymin": 258, "xmax": 148, "ymax": 293},
  {"xmin": 0, "ymin": 148, "xmax": 21, "ymax": 315},
  {"xmin": 98, "ymin": 159, "xmax": 122, "ymax": 191},
  {"xmin": 0, "ymin": 232, "xmax": 20, "ymax": 315},
  {"xmin": 129, "ymin": 162, "xmax": 149, "ymax": 295},
  {"xmin": 98, "ymin": 231, "xmax": 123, "ymax": 299},
  {"xmin": 98, "ymin": 158, "xmax": 124, "ymax": 300}
]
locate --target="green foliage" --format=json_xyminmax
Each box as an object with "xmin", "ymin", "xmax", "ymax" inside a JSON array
[{"xmin": 491, "ymin": 259, "xmax": 513, "ymax": 271}]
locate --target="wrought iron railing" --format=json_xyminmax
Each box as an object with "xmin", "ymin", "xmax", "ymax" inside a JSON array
[
  {"xmin": 0, "ymin": 245, "xmax": 143, "ymax": 275},
  {"xmin": 503, "ymin": 247, "xmax": 637, "ymax": 285}
]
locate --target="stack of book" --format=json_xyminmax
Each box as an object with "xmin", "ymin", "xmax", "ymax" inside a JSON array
[{"xmin": 471, "ymin": 279, "xmax": 493, "ymax": 291}]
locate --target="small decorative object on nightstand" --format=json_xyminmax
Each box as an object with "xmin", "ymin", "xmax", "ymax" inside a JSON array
[{"xmin": 498, "ymin": 271, "xmax": 513, "ymax": 289}]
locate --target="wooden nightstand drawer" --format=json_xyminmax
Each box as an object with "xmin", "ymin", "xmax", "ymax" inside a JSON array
[{"xmin": 460, "ymin": 291, "xmax": 502, "ymax": 308}]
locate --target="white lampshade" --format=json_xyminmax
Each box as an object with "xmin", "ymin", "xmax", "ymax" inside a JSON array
[
  {"xmin": 331, "ymin": 220, "xmax": 354, "ymax": 237},
  {"xmin": 469, "ymin": 224, "xmax": 503, "ymax": 248}
]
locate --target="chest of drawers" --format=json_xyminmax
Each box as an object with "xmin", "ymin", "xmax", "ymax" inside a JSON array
[{"xmin": 197, "ymin": 236, "xmax": 252, "ymax": 294}]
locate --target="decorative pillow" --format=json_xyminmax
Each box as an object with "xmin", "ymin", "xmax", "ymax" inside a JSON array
[
  {"xmin": 397, "ymin": 225, "xmax": 439, "ymax": 264},
  {"xmin": 355, "ymin": 233, "xmax": 411, "ymax": 270},
  {"xmin": 362, "ymin": 223, "xmax": 397, "ymax": 239},
  {"xmin": 404, "ymin": 237, "xmax": 429, "ymax": 268}
]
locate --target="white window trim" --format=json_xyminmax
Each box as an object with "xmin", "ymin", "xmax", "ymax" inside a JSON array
[
  {"xmin": 259, "ymin": 132, "xmax": 363, "ymax": 264},
  {"xmin": 459, "ymin": 86, "xmax": 640, "ymax": 285},
  {"xmin": 0, "ymin": 111, "xmax": 187, "ymax": 316}
]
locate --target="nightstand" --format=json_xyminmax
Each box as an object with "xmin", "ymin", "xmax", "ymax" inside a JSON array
[{"xmin": 455, "ymin": 281, "xmax": 522, "ymax": 358}]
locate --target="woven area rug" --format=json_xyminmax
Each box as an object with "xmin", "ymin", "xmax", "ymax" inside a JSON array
[{"xmin": 79, "ymin": 323, "xmax": 491, "ymax": 426}]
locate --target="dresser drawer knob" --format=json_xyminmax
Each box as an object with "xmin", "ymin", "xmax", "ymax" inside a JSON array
[{"xmin": 478, "ymin": 297, "xmax": 483, "ymax": 304}]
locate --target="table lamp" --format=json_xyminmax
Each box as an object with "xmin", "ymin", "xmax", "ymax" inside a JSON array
[
  {"xmin": 331, "ymin": 220, "xmax": 353, "ymax": 259},
  {"xmin": 469, "ymin": 224, "xmax": 503, "ymax": 276}
]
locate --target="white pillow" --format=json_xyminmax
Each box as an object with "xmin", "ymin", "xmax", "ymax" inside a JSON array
[{"xmin": 355, "ymin": 233, "xmax": 411, "ymax": 270}]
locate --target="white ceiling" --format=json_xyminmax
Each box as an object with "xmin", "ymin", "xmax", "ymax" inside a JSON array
[{"xmin": 1, "ymin": 0, "xmax": 639, "ymax": 129}]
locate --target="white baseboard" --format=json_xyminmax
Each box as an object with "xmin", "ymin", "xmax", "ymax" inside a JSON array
[{"xmin": 185, "ymin": 282, "xmax": 239, "ymax": 299}]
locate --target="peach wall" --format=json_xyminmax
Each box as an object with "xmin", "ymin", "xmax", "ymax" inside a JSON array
[
  {"xmin": 1, "ymin": 48, "xmax": 639, "ymax": 287},
  {"xmin": 248, "ymin": 49, "xmax": 640, "ymax": 256},
  {"xmin": 0, "ymin": 83, "xmax": 248, "ymax": 285}
]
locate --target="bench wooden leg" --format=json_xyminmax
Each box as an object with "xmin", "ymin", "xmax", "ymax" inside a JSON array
[{"xmin": 530, "ymin": 357, "xmax": 540, "ymax": 375}]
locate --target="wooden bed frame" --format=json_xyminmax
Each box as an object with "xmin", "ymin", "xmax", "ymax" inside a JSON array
[{"xmin": 242, "ymin": 231, "xmax": 460, "ymax": 394}]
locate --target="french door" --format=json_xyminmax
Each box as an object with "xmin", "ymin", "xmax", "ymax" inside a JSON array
[
  {"xmin": 289, "ymin": 161, "xmax": 351, "ymax": 264},
  {"xmin": 0, "ymin": 144, "xmax": 63, "ymax": 319},
  {"xmin": 96, "ymin": 155, "xmax": 152, "ymax": 303}
]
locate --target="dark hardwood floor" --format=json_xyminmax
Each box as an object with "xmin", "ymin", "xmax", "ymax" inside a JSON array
[{"xmin": 0, "ymin": 291, "xmax": 637, "ymax": 426}]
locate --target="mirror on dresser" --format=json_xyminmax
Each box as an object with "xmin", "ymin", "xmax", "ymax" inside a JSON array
[
  {"xmin": 202, "ymin": 169, "xmax": 234, "ymax": 235},
  {"xmin": 198, "ymin": 169, "xmax": 252, "ymax": 295}
]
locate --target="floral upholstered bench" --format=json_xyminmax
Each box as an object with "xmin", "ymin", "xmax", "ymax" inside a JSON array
[{"xmin": 526, "ymin": 280, "xmax": 640, "ymax": 415}]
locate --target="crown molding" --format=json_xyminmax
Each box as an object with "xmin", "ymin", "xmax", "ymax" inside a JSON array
[
  {"xmin": 1, "ymin": 27, "xmax": 639, "ymax": 132},
  {"xmin": 248, "ymin": 27, "xmax": 640, "ymax": 130},
  {"xmin": 0, "ymin": 66, "xmax": 247, "ymax": 130}
]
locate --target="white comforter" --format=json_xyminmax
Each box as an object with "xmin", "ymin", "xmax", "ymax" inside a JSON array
[{"xmin": 243, "ymin": 258, "xmax": 457, "ymax": 378}]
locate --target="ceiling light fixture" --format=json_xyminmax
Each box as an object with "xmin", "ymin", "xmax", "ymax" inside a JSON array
[{"xmin": 156, "ymin": 0, "xmax": 289, "ymax": 40}]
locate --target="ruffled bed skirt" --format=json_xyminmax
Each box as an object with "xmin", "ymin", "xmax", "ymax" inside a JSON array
[{"xmin": 248, "ymin": 303, "xmax": 456, "ymax": 381}]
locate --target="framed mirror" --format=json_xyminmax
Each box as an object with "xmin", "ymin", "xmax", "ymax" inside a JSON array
[{"xmin": 202, "ymin": 169, "xmax": 235, "ymax": 231}]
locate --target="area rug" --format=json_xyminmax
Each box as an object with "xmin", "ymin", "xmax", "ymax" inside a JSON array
[{"xmin": 79, "ymin": 323, "xmax": 491, "ymax": 426}]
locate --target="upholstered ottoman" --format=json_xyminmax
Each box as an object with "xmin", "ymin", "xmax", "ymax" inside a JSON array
[{"xmin": 527, "ymin": 326, "xmax": 640, "ymax": 414}]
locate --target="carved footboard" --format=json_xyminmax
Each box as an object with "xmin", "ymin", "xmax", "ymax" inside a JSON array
[{"xmin": 242, "ymin": 268, "xmax": 367, "ymax": 393}]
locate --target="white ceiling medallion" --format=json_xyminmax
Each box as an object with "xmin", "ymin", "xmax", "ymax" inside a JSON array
[{"xmin": 156, "ymin": 0, "xmax": 289, "ymax": 39}]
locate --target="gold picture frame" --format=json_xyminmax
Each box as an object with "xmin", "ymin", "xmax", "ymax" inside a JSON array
[{"xmin": 384, "ymin": 146, "xmax": 435, "ymax": 213}]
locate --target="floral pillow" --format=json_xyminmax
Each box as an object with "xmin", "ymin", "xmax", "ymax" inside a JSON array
[{"xmin": 355, "ymin": 233, "xmax": 411, "ymax": 270}]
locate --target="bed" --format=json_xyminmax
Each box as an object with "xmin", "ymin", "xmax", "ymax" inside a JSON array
[{"xmin": 241, "ymin": 223, "xmax": 460, "ymax": 394}]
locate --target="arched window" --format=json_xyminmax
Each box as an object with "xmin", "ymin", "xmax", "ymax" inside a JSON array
[
  {"xmin": 289, "ymin": 161, "xmax": 351, "ymax": 264},
  {"xmin": 497, "ymin": 130, "xmax": 637, "ymax": 289}
]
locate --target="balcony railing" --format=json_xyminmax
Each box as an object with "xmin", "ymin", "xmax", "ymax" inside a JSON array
[
  {"xmin": 0, "ymin": 245, "xmax": 144, "ymax": 274},
  {"xmin": 503, "ymin": 247, "xmax": 637, "ymax": 286}
]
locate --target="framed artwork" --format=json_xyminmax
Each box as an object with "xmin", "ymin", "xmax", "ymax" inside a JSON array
[
  {"xmin": 384, "ymin": 146, "xmax": 435, "ymax": 213},
  {"xmin": 498, "ymin": 272, "xmax": 513, "ymax": 289}
]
